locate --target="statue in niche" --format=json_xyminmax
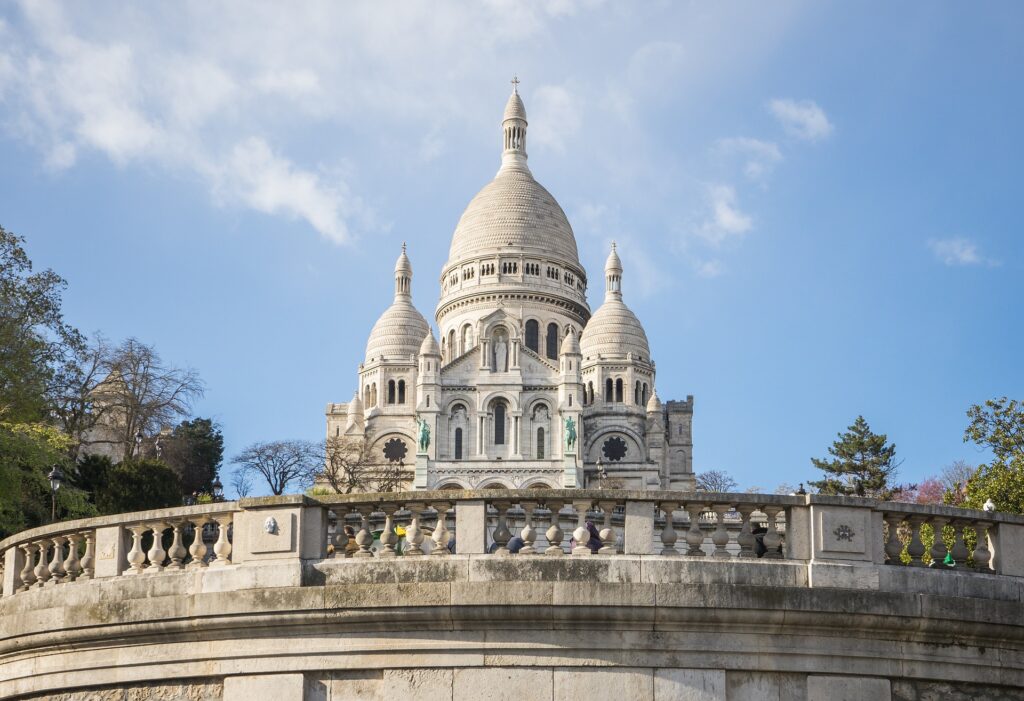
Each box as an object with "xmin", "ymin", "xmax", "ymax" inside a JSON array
[
  {"xmin": 493, "ymin": 337, "xmax": 507, "ymax": 372},
  {"xmin": 416, "ymin": 417, "xmax": 431, "ymax": 453},
  {"xmin": 564, "ymin": 416, "xmax": 577, "ymax": 452}
]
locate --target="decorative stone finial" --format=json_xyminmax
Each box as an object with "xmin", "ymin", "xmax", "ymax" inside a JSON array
[{"xmin": 511, "ymin": 75, "xmax": 520, "ymax": 94}]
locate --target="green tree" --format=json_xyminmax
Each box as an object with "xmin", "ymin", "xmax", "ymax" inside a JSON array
[
  {"xmin": 0, "ymin": 225, "xmax": 84, "ymax": 423},
  {"xmin": 961, "ymin": 398, "xmax": 1024, "ymax": 513},
  {"xmin": 810, "ymin": 416, "xmax": 903, "ymax": 499},
  {"xmin": 159, "ymin": 418, "xmax": 224, "ymax": 496},
  {"xmin": 93, "ymin": 459, "xmax": 182, "ymax": 515}
]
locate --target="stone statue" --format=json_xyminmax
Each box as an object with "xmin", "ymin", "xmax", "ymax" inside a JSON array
[
  {"xmin": 564, "ymin": 416, "xmax": 577, "ymax": 452},
  {"xmin": 493, "ymin": 338, "xmax": 507, "ymax": 372},
  {"xmin": 416, "ymin": 417, "xmax": 430, "ymax": 453}
]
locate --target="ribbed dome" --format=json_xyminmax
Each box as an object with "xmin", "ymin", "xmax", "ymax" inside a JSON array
[
  {"xmin": 560, "ymin": 326, "xmax": 580, "ymax": 355},
  {"xmin": 503, "ymin": 91, "xmax": 527, "ymax": 122},
  {"xmin": 447, "ymin": 169, "xmax": 581, "ymax": 266},
  {"xmin": 419, "ymin": 329, "xmax": 441, "ymax": 356},
  {"xmin": 365, "ymin": 300, "xmax": 429, "ymax": 362},
  {"xmin": 580, "ymin": 298, "xmax": 651, "ymax": 362}
]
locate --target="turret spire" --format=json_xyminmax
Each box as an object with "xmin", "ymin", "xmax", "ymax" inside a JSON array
[
  {"xmin": 499, "ymin": 78, "xmax": 529, "ymax": 174},
  {"xmin": 605, "ymin": 242, "xmax": 623, "ymax": 300},
  {"xmin": 394, "ymin": 244, "xmax": 413, "ymax": 299}
]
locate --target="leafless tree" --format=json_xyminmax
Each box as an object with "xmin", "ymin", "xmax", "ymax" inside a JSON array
[
  {"xmin": 49, "ymin": 335, "xmax": 111, "ymax": 457},
  {"xmin": 232, "ymin": 439, "xmax": 319, "ymax": 496},
  {"xmin": 320, "ymin": 435, "xmax": 410, "ymax": 494},
  {"xmin": 229, "ymin": 466, "xmax": 254, "ymax": 499},
  {"xmin": 941, "ymin": 459, "xmax": 975, "ymax": 492},
  {"xmin": 62, "ymin": 337, "xmax": 204, "ymax": 461},
  {"xmin": 695, "ymin": 469, "xmax": 739, "ymax": 493}
]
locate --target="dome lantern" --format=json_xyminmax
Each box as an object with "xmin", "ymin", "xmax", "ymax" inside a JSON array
[
  {"xmin": 500, "ymin": 76, "xmax": 529, "ymax": 174},
  {"xmin": 364, "ymin": 244, "xmax": 429, "ymax": 363}
]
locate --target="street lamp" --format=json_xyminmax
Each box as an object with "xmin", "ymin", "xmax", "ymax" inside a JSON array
[
  {"xmin": 47, "ymin": 465, "xmax": 64, "ymax": 522},
  {"xmin": 133, "ymin": 429, "xmax": 144, "ymax": 457},
  {"xmin": 211, "ymin": 476, "xmax": 224, "ymax": 502}
]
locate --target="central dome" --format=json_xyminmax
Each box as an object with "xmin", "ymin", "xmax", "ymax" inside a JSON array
[{"xmin": 447, "ymin": 169, "xmax": 581, "ymax": 266}]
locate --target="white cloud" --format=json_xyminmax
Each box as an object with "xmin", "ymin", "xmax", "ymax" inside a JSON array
[
  {"xmin": 929, "ymin": 238, "xmax": 998, "ymax": 267},
  {"xmin": 695, "ymin": 259, "xmax": 723, "ymax": 278},
  {"xmin": 769, "ymin": 98, "xmax": 833, "ymax": 142},
  {"xmin": 716, "ymin": 137, "xmax": 782, "ymax": 180},
  {"xmin": 697, "ymin": 184, "xmax": 752, "ymax": 245},
  {"xmin": 528, "ymin": 84, "xmax": 582, "ymax": 154}
]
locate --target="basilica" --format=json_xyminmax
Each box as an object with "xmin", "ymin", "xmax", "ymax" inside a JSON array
[{"xmin": 325, "ymin": 84, "xmax": 694, "ymax": 491}]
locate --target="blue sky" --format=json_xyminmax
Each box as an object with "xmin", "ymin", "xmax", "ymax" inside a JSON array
[{"xmin": 1, "ymin": 2, "xmax": 1021, "ymax": 495}]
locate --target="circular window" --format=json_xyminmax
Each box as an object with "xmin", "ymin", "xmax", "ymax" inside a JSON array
[
  {"xmin": 382, "ymin": 437, "xmax": 408, "ymax": 463},
  {"xmin": 602, "ymin": 436, "xmax": 627, "ymax": 462}
]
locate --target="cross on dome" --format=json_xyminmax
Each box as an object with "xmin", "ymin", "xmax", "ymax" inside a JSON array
[{"xmin": 511, "ymin": 75, "xmax": 520, "ymax": 93}]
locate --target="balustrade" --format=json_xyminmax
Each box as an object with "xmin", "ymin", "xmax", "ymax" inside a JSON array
[
  {"xmin": 878, "ymin": 504, "xmax": 996, "ymax": 571},
  {"xmin": 6, "ymin": 491, "xmax": 1024, "ymax": 599}
]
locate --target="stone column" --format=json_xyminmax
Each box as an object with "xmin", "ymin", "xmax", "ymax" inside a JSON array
[
  {"xmin": 623, "ymin": 500, "xmax": 655, "ymax": 555},
  {"xmin": 455, "ymin": 500, "xmax": 486, "ymax": 554}
]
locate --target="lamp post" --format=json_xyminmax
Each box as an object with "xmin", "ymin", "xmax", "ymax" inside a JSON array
[
  {"xmin": 211, "ymin": 476, "xmax": 224, "ymax": 503},
  {"xmin": 47, "ymin": 465, "xmax": 64, "ymax": 523},
  {"xmin": 133, "ymin": 429, "xmax": 144, "ymax": 458}
]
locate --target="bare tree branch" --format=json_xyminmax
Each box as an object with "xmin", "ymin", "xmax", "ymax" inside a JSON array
[{"xmin": 232, "ymin": 439, "xmax": 318, "ymax": 496}]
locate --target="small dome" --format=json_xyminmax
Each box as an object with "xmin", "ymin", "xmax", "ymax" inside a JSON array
[
  {"xmin": 419, "ymin": 329, "xmax": 441, "ymax": 356},
  {"xmin": 646, "ymin": 391, "xmax": 662, "ymax": 413},
  {"xmin": 364, "ymin": 300, "xmax": 429, "ymax": 362},
  {"xmin": 605, "ymin": 243, "xmax": 623, "ymax": 275},
  {"xmin": 580, "ymin": 298, "xmax": 651, "ymax": 362},
  {"xmin": 395, "ymin": 243, "xmax": 412, "ymax": 275},
  {"xmin": 559, "ymin": 327, "xmax": 580, "ymax": 355},
  {"xmin": 503, "ymin": 90, "xmax": 527, "ymax": 123}
]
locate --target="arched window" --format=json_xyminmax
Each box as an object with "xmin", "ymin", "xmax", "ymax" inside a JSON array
[
  {"xmin": 398, "ymin": 380, "xmax": 406, "ymax": 404},
  {"xmin": 568, "ymin": 394, "xmax": 573, "ymax": 407},
  {"xmin": 588, "ymin": 381, "xmax": 594, "ymax": 405},
  {"xmin": 454, "ymin": 428, "xmax": 463, "ymax": 460},
  {"xmin": 536, "ymin": 427, "xmax": 545, "ymax": 459},
  {"xmin": 364, "ymin": 384, "xmax": 370, "ymax": 405},
  {"xmin": 642, "ymin": 383, "xmax": 649, "ymax": 406},
  {"xmin": 461, "ymin": 324, "xmax": 473, "ymax": 355},
  {"xmin": 546, "ymin": 323, "xmax": 559, "ymax": 360},
  {"xmin": 371, "ymin": 383, "xmax": 377, "ymax": 406},
  {"xmin": 605, "ymin": 378, "xmax": 613, "ymax": 402},
  {"xmin": 448, "ymin": 330, "xmax": 456, "ymax": 359},
  {"xmin": 387, "ymin": 380, "xmax": 396, "ymax": 404},
  {"xmin": 494, "ymin": 402, "xmax": 506, "ymax": 445},
  {"xmin": 525, "ymin": 319, "xmax": 539, "ymax": 353},
  {"xmin": 615, "ymin": 378, "xmax": 624, "ymax": 403},
  {"xmin": 635, "ymin": 381, "xmax": 641, "ymax": 405}
]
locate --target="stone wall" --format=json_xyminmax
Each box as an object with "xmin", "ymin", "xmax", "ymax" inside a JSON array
[{"xmin": 15, "ymin": 679, "xmax": 222, "ymax": 701}]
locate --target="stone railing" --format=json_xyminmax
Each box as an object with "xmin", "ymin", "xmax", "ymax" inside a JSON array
[
  {"xmin": 1, "ymin": 502, "xmax": 237, "ymax": 595},
  {"xmin": 4, "ymin": 490, "xmax": 1024, "ymax": 598}
]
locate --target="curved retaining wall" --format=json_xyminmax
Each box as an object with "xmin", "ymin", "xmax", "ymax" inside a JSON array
[{"xmin": 2, "ymin": 491, "xmax": 1024, "ymax": 700}]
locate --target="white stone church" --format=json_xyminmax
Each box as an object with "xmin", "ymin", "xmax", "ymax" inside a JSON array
[{"xmin": 325, "ymin": 84, "xmax": 694, "ymax": 491}]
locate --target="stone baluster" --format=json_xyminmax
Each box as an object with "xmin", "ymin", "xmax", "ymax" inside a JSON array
[
  {"xmin": 972, "ymin": 521, "xmax": 993, "ymax": 572},
  {"xmin": 711, "ymin": 505, "xmax": 732, "ymax": 558},
  {"xmin": 80, "ymin": 531, "xmax": 96, "ymax": 579},
  {"xmin": 146, "ymin": 523, "xmax": 167, "ymax": 573},
  {"xmin": 404, "ymin": 504, "xmax": 425, "ymax": 556},
  {"xmin": 33, "ymin": 540, "xmax": 51, "ymax": 587},
  {"xmin": 166, "ymin": 521, "xmax": 187, "ymax": 570},
  {"xmin": 19, "ymin": 543, "xmax": 37, "ymax": 591},
  {"xmin": 572, "ymin": 500, "xmax": 593, "ymax": 556},
  {"xmin": 660, "ymin": 502, "xmax": 679, "ymax": 555},
  {"xmin": 430, "ymin": 502, "xmax": 451, "ymax": 556},
  {"xmin": 684, "ymin": 503, "xmax": 707, "ymax": 557},
  {"xmin": 47, "ymin": 536, "xmax": 67, "ymax": 584},
  {"xmin": 883, "ymin": 512, "xmax": 905, "ymax": 565},
  {"xmin": 762, "ymin": 506, "xmax": 784, "ymax": 559},
  {"xmin": 63, "ymin": 533, "xmax": 82, "ymax": 581},
  {"xmin": 736, "ymin": 505, "xmax": 756, "ymax": 559},
  {"xmin": 598, "ymin": 501, "xmax": 618, "ymax": 555},
  {"xmin": 211, "ymin": 514, "xmax": 233, "ymax": 566},
  {"xmin": 949, "ymin": 520, "xmax": 969, "ymax": 568},
  {"xmin": 905, "ymin": 515, "xmax": 927, "ymax": 567},
  {"xmin": 378, "ymin": 505, "xmax": 399, "ymax": 558},
  {"xmin": 333, "ymin": 512, "xmax": 350, "ymax": 558},
  {"xmin": 928, "ymin": 516, "xmax": 949, "ymax": 568},
  {"xmin": 519, "ymin": 501, "xmax": 538, "ymax": 555},
  {"xmin": 188, "ymin": 518, "xmax": 209, "ymax": 568},
  {"xmin": 125, "ymin": 525, "xmax": 147, "ymax": 575},
  {"xmin": 354, "ymin": 507, "xmax": 375, "ymax": 558},
  {"xmin": 490, "ymin": 501, "xmax": 513, "ymax": 556},
  {"xmin": 545, "ymin": 501, "xmax": 565, "ymax": 556}
]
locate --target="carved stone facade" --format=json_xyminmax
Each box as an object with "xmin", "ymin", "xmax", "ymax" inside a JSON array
[{"xmin": 326, "ymin": 85, "xmax": 695, "ymax": 491}]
